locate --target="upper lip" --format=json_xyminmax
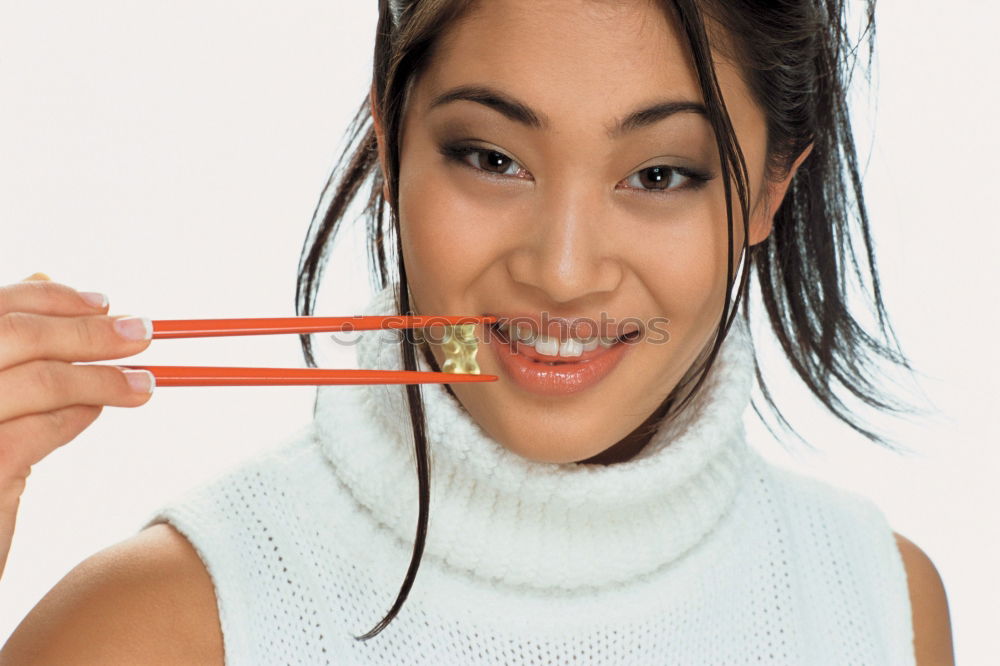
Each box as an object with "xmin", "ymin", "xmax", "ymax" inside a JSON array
[{"xmin": 484, "ymin": 312, "xmax": 642, "ymax": 341}]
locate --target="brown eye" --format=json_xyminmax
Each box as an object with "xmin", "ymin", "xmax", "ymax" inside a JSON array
[
  {"xmin": 440, "ymin": 143, "xmax": 528, "ymax": 179},
  {"xmin": 620, "ymin": 164, "xmax": 707, "ymax": 195},
  {"xmin": 474, "ymin": 150, "xmax": 514, "ymax": 174},
  {"xmin": 636, "ymin": 166, "xmax": 679, "ymax": 190}
]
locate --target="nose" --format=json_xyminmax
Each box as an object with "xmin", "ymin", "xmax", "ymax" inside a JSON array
[{"xmin": 506, "ymin": 181, "xmax": 623, "ymax": 305}]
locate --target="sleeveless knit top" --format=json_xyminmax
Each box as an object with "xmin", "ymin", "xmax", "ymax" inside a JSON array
[{"xmin": 140, "ymin": 286, "xmax": 914, "ymax": 665}]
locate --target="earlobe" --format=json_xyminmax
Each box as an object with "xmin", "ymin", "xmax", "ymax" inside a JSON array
[{"xmin": 748, "ymin": 143, "xmax": 815, "ymax": 246}]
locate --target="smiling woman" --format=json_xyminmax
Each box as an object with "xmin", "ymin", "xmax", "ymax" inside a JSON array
[
  {"xmin": 0, "ymin": 0, "xmax": 954, "ymax": 664},
  {"xmin": 387, "ymin": 1, "xmax": 781, "ymax": 465}
]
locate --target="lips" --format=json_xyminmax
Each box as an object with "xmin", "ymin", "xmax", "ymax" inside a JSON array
[{"xmin": 486, "ymin": 320, "xmax": 636, "ymax": 396}]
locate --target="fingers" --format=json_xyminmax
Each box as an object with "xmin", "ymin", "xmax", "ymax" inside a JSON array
[
  {"xmin": 0, "ymin": 274, "xmax": 156, "ymax": 575},
  {"xmin": 6, "ymin": 275, "xmax": 110, "ymax": 315},
  {"xmin": 0, "ymin": 275, "xmax": 110, "ymax": 318},
  {"xmin": 0, "ymin": 360, "xmax": 153, "ymax": 424},
  {"xmin": 0, "ymin": 312, "xmax": 152, "ymax": 370}
]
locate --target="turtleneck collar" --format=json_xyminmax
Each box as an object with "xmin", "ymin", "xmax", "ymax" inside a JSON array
[{"xmin": 314, "ymin": 286, "xmax": 757, "ymax": 592}]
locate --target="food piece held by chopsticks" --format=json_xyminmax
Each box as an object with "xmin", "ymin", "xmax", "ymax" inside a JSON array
[{"xmin": 441, "ymin": 324, "xmax": 481, "ymax": 375}]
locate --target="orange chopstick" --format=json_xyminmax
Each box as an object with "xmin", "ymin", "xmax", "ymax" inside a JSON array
[
  {"xmin": 149, "ymin": 315, "xmax": 496, "ymax": 339},
  {"xmin": 108, "ymin": 314, "xmax": 499, "ymax": 387},
  {"xmin": 114, "ymin": 366, "xmax": 496, "ymax": 387}
]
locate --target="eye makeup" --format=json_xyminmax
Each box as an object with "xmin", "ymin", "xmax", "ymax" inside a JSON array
[{"xmin": 436, "ymin": 140, "xmax": 715, "ymax": 196}]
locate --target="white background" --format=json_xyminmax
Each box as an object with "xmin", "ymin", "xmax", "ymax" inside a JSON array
[{"xmin": 1, "ymin": 1, "xmax": 997, "ymax": 662}]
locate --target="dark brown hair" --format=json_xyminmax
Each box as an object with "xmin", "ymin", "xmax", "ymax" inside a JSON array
[{"xmin": 294, "ymin": 0, "xmax": 926, "ymax": 639}]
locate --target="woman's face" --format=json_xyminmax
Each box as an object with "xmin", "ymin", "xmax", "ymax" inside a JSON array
[{"xmin": 374, "ymin": 0, "xmax": 805, "ymax": 464}]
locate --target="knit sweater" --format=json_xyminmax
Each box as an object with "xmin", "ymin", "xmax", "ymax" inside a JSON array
[{"xmin": 140, "ymin": 286, "xmax": 915, "ymax": 665}]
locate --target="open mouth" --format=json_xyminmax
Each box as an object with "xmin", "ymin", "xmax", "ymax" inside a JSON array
[{"xmin": 488, "ymin": 321, "xmax": 641, "ymax": 365}]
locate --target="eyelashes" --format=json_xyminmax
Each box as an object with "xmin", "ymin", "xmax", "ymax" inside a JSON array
[
  {"xmin": 437, "ymin": 142, "xmax": 714, "ymax": 196},
  {"xmin": 441, "ymin": 144, "xmax": 528, "ymax": 179}
]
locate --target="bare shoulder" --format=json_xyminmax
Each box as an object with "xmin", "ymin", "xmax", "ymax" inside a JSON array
[
  {"xmin": 0, "ymin": 522, "xmax": 224, "ymax": 665},
  {"xmin": 893, "ymin": 531, "xmax": 955, "ymax": 666}
]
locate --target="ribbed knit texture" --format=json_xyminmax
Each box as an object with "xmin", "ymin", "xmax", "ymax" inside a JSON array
[{"xmin": 140, "ymin": 285, "xmax": 915, "ymax": 665}]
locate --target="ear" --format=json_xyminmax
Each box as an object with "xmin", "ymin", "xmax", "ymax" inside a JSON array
[
  {"xmin": 748, "ymin": 142, "xmax": 814, "ymax": 245},
  {"xmin": 370, "ymin": 83, "xmax": 391, "ymax": 201}
]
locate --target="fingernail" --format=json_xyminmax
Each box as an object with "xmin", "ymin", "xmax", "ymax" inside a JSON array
[
  {"xmin": 78, "ymin": 291, "xmax": 108, "ymax": 309},
  {"xmin": 113, "ymin": 315, "xmax": 153, "ymax": 341},
  {"xmin": 21, "ymin": 272, "xmax": 52, "ymax": 281},
  {"xmin": 122, "ymin": 369, "xmax": 155, "ymax": 394}
]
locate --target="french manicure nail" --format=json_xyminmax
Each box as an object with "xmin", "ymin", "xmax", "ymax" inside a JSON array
[
  {"xmin": 78, "ymin": 291, "xmax": 108, "ymax": 308},
  {"xmin": 122, "ymin": 369, "xmax": 155, "ymax": 393},
  {"xmin": 113, "ymin": 316, "xmax": 153, "ymax": 341}
]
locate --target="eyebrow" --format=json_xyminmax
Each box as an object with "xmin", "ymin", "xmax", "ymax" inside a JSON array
[{"xmin": 427, "ymin": 84, "xmax": 709, "ymax": 139}]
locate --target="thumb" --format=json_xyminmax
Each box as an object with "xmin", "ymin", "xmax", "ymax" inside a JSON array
[{"xmin": 21, "ymin": 272, "xmax": 52, "ymax": 282}]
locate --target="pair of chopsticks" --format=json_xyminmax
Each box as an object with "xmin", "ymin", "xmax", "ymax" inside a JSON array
[{"xmin": 112, "ymin": 315, "xmax": 499, "ymax": 387}]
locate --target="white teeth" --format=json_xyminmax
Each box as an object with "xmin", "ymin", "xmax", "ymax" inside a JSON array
[
  {"xmin": 521, "ymin": 326, "xmax": 613, "ymax": 357},
  {"xmin": 496, "ymin": 320, "xmax": 624, "ymax": 357},
  {"xmin": 558, "ymin": 337, "xmax": 583, "ymax": 357},
  {"xmin": 533, "ymin": 336, "xmax": 559, "ymax": 356}
]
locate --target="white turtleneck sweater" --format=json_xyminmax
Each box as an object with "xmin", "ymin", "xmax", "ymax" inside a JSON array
[{"xmin": 140, "ymin": 286, "xmax": 914, "ymax": 665}]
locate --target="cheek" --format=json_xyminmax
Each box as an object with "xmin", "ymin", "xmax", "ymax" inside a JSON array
[
  {"xmin": 633, "ymin": 193, "xmax": 736, "ymax": 317},
  {"xmin": 397, "ymin": 151, "xmax": 482, "ymax": 302},
  {"xmin": 397, "ymin": 140, "xmax": 524, "ymax": 297},
  {"xmin": 398, "ymin": 187, "xmax": 460, "ymax": 292}
]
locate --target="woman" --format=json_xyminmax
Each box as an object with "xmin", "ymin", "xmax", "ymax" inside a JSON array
[{"xmin": 0, "ymin": 0, "xmax": 954, "ymax": 663}]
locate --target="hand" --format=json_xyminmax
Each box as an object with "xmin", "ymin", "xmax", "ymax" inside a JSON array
[{"xmin": 0, "ymin": 273, "xmax": 155, "ymax": 580}]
